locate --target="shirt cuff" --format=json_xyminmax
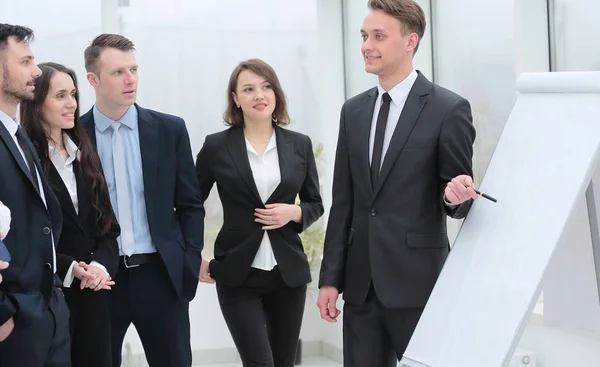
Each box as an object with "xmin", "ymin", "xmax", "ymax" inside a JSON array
[
  {"xmin": 90, "ymin": 261, "xmax": 109, "ymax": 277},
  {"xmin": 443, "ymin": 194, "xmax": 458, "ymax": 208},
  {"xmin": 63, "ymin": 261, "xmax": 78, "ymax": 288},
  {"xmin": 0, "ymin": 204, "xmax": 11, "ymax": 240}
]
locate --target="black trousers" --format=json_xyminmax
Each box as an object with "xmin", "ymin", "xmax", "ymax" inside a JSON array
[
  {"xmin": 63, "ymin": 283, "xmax": 111, "ymax": 367},
  {"xmin": 342, "ymin": 285, "xmax": 424, "ymax": 367},
  {"xmin": 216, "ymin": 267, "xmax": 306, "ymax": 367},
  {"xmin": 0, "ymin": 286, "xmax": 71, "ymax": 367},
  {"xmin": 109, "ymin": 257, "xmax": 190, "ymax": 367}
]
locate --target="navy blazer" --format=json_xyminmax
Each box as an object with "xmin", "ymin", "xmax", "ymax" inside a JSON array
[
  {"xmin": 81, "ymin": 104, "xmax": 205, "ymax": 300},
  {"xmin": 0, "ymin": 119, "xmax": 63, "ymax": 328}
]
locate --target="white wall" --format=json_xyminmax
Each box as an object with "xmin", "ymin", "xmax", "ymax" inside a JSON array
[{"xmin": 519, "ymin": 315, "xmax": 600, "ymax": 367}]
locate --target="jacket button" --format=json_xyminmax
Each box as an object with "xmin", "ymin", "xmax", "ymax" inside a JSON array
[
  {"xmin": 371, "ymin": 209, "xmax": 377, "ymax": 217},
  {"xmin": 43, "ymin": 227, "xmax": 51, "ymax": 235},
  {"xmin": 45, "ymin": 263, "xmax": 52, "ymax": 269}
]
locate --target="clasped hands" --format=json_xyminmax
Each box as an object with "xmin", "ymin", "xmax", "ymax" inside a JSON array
[{"xmin": 73, "ymin": 262, "xmax": 115, "ymax": 291}]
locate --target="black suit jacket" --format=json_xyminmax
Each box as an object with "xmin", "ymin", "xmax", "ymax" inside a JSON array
[
  {"xmin": 0, "ymin": 118, "xmax": 62, "ymax": 328},
  {"xmin": 319, "ymin": 72, "xmax": 476, "ymax": 308},
  {"xmin": 195, "ymin": 126, "xmax": 324, "ymax": 287},
  {"xmin": 46, "ymin": 160, "xmax": 120, "ymax": 281},
  {"xmin": 81, "ymin": 104, "xmax": 205, "ymax": 301}
]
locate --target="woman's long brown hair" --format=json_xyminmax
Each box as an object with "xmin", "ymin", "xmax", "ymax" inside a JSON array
[{"xmin": 20, "ymin": 62, "xmax": 114, "ymax": 236}]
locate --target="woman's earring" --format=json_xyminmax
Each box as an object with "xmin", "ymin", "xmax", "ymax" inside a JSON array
[{"xmin": 272, "ymin": 114, "xmax": 278, "ymax": 123}]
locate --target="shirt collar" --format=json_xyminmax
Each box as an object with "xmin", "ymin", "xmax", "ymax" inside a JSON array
[
  {"xmin": 245, "ymin": 130, "xmax": 277, "ymax": 156},
  {"xmin": 93, "ymin": 104, "xmax": 138, "ymax": 133},
  {"xmin": 377, "ymin": 69, "xmax": 419, "ymax": 108},
  {"xmin": 49, "ymin": 133, "xmax": 80, "ymax": 164},
  {"xmin": 0, "ymin": 109, "xmax": 19, "ymax": 137}
]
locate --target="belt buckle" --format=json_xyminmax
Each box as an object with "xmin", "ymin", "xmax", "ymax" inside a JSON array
[{"xmin": 123, "ymin": 256, "xmax": 139, "ymax": 269}]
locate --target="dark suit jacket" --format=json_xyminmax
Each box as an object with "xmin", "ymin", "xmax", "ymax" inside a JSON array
[
  {"xmin": 46, "ymin": 160, "xmax": 120, "ymax": 281},
  {"xmin": 195, "ymin": 126, "xmax": 324, "ymax": 287},
  {"xmin": 81, "ymin": 104, "xmax": 205, "ymax": 301},
  {"xmin": 0, "ymin": 118, "xmax": 62, "ymax": 328},
  {"xmin": 319, "ymin": 72, "xmax": 476, "ymax": 308}
]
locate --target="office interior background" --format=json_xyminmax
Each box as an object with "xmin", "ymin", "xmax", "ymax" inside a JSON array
[{"xmin": 2, "ymin": 0, "xmax": 600, "ymax": 366}]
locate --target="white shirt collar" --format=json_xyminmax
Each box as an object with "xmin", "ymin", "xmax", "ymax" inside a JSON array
[
  {"xmin": 245, "ymin": 130, "xmax": 277, "ymax": 156},
  {"xmin": 49, "ymin": 133, "xmax": 80, "ymax": 164},
  {"xmin": 376, "ymin": 69, "xmax": 419, "ymax": 108},
  {"xmin": 0, "ymin": 109, "xmax": 19, "ymax": 137}
]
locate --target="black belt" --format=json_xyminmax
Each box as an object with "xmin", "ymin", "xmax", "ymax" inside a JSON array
[{"xmin": 120, "ymin": 253, "xmax": 160, "ymax": 269}]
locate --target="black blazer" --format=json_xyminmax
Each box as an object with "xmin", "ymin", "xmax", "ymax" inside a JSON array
[
  {"xmin": 46, "ymin": 160, "xmax": 120, "ymax": 282},
  {"xmin": 81, "ymin": 104, "xmax": 205, "ymax": 301},
  {"xmin": 0, "ymin": 119, "xmax": 62, "ymax": 328},
  {"xmin": 319, "ymin": 72, "xmax": 476, "ymax": 308},
  {"xmin": 195, "ymin": 126, "xmax": 324, "ymax": 288}
]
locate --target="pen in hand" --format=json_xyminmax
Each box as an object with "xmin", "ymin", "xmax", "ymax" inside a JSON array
[{"xmin": 473, "ymin": 189, "xmax": 497, "ymax": 203}]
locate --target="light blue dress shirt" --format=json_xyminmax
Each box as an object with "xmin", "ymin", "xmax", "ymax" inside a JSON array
[{"xmin": 93, "ymin": 105, "xmax": 156, "ymax": 255}]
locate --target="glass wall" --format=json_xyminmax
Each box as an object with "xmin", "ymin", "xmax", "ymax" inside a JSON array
[
  {"xmin": 552, "ymin": 0, "xmax": 600, "ymax": 71},
  {"xmin": 103, "ymin": 0, "xmax": 342, "ymax": 260}
]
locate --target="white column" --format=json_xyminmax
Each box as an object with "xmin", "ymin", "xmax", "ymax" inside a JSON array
[{"xmin": 101, "ymin": 0, "xmax": 120, "ymax": 33}]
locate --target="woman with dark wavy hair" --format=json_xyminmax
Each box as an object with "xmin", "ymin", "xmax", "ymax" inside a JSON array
[{"xmin": 20, "ymin": 62, "xmax": 119, "ymax": 367}]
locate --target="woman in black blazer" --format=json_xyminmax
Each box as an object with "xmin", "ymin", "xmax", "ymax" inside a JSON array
[
  {"xmin": 196, "ymin": 59, "xmax": 324, "ymax": 367},
  {"xmin": 21, "ymin": 62, "xmax": 119, "ymax": 367}
]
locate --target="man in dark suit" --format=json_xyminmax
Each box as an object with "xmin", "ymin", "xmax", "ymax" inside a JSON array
[
  {"xmin": 317, "ymin": 1, "xmax": 478, "ymax": 366},
  {"xmin": 81, "ymin": 34, "xmax": 205, "ymax": 366},
  {"xmin": 0, "ymin": 24, "xmax": 71, "ymax": 366}
]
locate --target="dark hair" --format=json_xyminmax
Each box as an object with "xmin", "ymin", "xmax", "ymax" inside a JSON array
[
  {"xmin": 223, "ymin": 58, "xmax": 290, "ymax": 128},
  {"xmin": 20, "ymin": 62, "xmax": 114, "ymax": 236},
  {"xmin": 84, "ymin": 33, "xmax": 136, "ymax": 75},
  {"xmin": 367, "ymin": 0, "xmax": 426, "ymax": 54},
  {"xmin": 0, "ymin": 24, "xmax": 34, "ymax": 51}
]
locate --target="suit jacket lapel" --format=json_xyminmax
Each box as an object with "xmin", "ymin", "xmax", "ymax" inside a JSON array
[
  {"xmin": 136, "ymin": 105, "xmax": 158, "ymax": 220},
  {"xmin": 266, "ymin": 126, "xmax": 293, "ymax": 203},
  {"xmin": 73, "ymin": 160, "xmax": 90, "ymax": 232},
  {"xmin": 355, "ymin": 88, "xmax": 379, "ymax": 194},
  {"xmin": 47, "ymin": 162, "xmax": 84, "ymax": 233},
  {"xmin": 0, "ymin": 121, "xmax": 41, "ymax": 195},
  {"xmin": 228, "ymin": 127, "xmax": 263, "ymax": 205},
  {"xmin": 374, "ymin": 72, "xmax": 431, "ymax": 197}
]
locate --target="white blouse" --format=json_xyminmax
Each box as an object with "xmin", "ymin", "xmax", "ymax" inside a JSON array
[
  {"xmin": 245, "ymin": 132, "xmax": 281, "ymax": 271},
  {"xmin": 49, "ymin": 134, "xmax": 80, "ymax": 214}
]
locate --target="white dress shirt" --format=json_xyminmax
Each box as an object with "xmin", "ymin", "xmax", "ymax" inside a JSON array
[
  {"xmin": 369, "ymin": 69, "xmax": 419, "ymax": 166},
  {"xmin": 49, "ymin": 133, "xmax": 109, "ymax": 288},
  {"xmin": 246, "ymin": 132, "xmax": 280, "ymax": 271},
  {"xmin": 0, "ymin": 203, "xmax": 10, "ymax": 240},
  {"xmin": 0, "ymin": 110, "xmax": 56, "ymax": 272}
]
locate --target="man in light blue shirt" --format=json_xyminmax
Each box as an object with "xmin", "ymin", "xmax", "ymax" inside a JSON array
[{"xmin": 82, "ymin": 33, "xmax": 205, "ymax": 367}]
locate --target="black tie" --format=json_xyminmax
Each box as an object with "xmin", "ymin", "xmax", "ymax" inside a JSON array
[
  {"xmin": 15, "ymin": 126, "xmax": 40, "ymax": 193},
  {"xmin": 371, "ymin": 92, "xmax": 392, "ymax": 187}
]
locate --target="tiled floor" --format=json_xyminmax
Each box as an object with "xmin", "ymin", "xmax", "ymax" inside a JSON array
[{"xmin": 197, "ymin": 357, "xmax": 341, "ymax": 367}]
